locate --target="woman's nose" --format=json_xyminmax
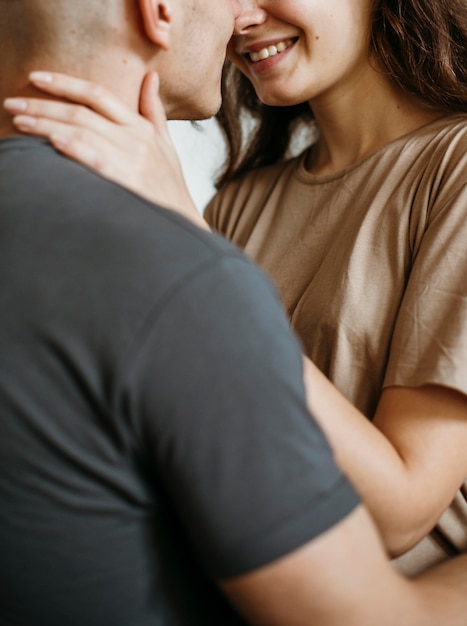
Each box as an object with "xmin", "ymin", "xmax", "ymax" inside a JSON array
[{"xmin": 234, "ymin": 0, "xmax": 267, "ymax": 35}]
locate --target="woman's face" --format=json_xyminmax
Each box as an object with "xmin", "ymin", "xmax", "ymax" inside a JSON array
[{"xmin": 228, "ymin": 0, "xmax": 375, "ymax": 108}]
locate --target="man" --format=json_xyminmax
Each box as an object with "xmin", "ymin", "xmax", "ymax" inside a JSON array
[{"xmin": 0, "ymin": 1, "xmax": 467, "ymax": 625}]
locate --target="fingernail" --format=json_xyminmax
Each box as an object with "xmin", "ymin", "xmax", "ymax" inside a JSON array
[
  {"xmin": 13, "ymin": 115, "xmax": 37, "ymax": 129},
  {"xmin": 3, "ymin": 98, "xmax": 28, "ymax": 113},
  {"xmin": 29, "ymin": 71, "xmax": 53, "ymax": 84}
]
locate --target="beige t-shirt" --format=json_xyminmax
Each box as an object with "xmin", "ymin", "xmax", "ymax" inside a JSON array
[{"xmin": 206, "ymin": 114, "xmax": 467, "ymax": 574}]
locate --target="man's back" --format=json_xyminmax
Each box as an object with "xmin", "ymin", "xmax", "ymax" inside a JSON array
[
  {"xmin": 0, "ymin": 138, "xmax": 358, "ymax": 625},
  {"xmin": 0, "ymin": 136, "xmax": 241, "ymax": 625}
]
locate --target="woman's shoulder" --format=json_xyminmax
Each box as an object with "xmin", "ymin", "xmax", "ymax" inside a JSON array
[
  {"xmin": 364, "ymin": 113, "xmax": 467, "ymax": 200},
  {"xmin": 412, "ymin": 113, "xmax": 467, "ymax": 149},
  {"xmin": 413, "ymin": 113, "xmax": 467, "ymax": 186}
]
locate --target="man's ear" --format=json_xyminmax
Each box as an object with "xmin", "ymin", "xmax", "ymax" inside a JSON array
[{"xmin": 138, "ymin": 0, "xmax": 172, "ymax": 50}]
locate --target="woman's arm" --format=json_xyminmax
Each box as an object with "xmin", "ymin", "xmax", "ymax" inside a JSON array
[
  {"xmin": 303, "ymin": 356, "xmax": 467, "ymax": 556},
  {"xmin": 3, "ymin": 71, "xmax": 208, "ymax": 230}
]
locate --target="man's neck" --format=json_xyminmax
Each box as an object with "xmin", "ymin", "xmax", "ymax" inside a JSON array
[
  {"xmin": 0, "ymin": 121, "xmax": 20, "ymax": 139},
  {"xmin": 0, "ymin": 53, "xmax": 150, "ymax": 140},
  {"xmin": 0, "ymin": 73, "xmax": 27, "ymax": 137}
]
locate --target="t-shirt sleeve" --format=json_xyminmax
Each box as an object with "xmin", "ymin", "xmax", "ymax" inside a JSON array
[
  {"xmin": 385, "ymin": 180, "xmax": 467, "ymax": 395},
  {"xmin": 124, "ymin": 254, "xmax": 359, "ymax": 579}
]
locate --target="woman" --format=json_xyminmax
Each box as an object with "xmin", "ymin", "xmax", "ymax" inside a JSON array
[{"xmin": 4, "ymin": 0, "xmax": 467, "ymax": 574}]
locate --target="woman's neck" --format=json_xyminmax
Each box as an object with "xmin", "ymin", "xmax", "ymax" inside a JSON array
[{"xmin": 306, "ymin": 72, "xmax": 444, "ymax": 176}]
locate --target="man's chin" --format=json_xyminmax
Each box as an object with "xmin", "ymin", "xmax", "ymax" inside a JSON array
[{"xmin": 166, "ymin": 95, "xmax": 222, "ymax": 122}]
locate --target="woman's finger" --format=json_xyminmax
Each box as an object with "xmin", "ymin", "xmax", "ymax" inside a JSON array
[
  {"xmin": 28, "ymin": 71, "xmax": 137, "ymax": 125},
  {"xmin": 11, "ymin": 115, "xmax": 112, "ymax": 172},
  {"xmin": 4, "ymin": 97, "xmax": 131, "ymax": 136}
]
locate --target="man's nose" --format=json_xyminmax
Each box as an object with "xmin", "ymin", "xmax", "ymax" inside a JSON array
[{"xmin": 233, "ymin": 0, "xmax": 267, "ymax": 35}]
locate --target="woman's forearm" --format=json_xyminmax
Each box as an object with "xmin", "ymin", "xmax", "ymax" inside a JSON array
[{"xmin": 302, "ymin": 356, "xmax": 467, "ymax": 555}]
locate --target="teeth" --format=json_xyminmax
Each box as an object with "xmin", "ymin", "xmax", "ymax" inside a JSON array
[{"xmin": 249, "ymin": 39, "xmax": 293, "ymax": 63}]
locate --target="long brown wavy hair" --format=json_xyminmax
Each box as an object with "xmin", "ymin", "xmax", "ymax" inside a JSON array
[{"xmin": 215, "ymin": 0, "xmax": 467, "ymax": 187}]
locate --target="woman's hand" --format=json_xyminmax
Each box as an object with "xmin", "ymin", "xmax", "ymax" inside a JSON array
[{"xmin": 3, "ymin": 71, "xmax": 208, "ymax": 229}]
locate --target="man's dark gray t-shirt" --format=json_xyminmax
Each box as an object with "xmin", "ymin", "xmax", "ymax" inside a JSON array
[{"xmin": 0, "ymin": 138, "xmax": 359, "ymax": 625}]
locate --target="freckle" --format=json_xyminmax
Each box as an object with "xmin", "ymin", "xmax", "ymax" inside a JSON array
[
  {"xmin": 315, "ymin": 36, "xmax": 320, "ymax": 40},
  {"xmin": 122, "ymin": 59, "xmax": 128, "ymax": 65}
]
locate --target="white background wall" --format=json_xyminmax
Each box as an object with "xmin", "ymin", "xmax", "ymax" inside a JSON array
[{"xmin": 168, "ymin": 118, "xmax": 225, "ymax": 214}]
